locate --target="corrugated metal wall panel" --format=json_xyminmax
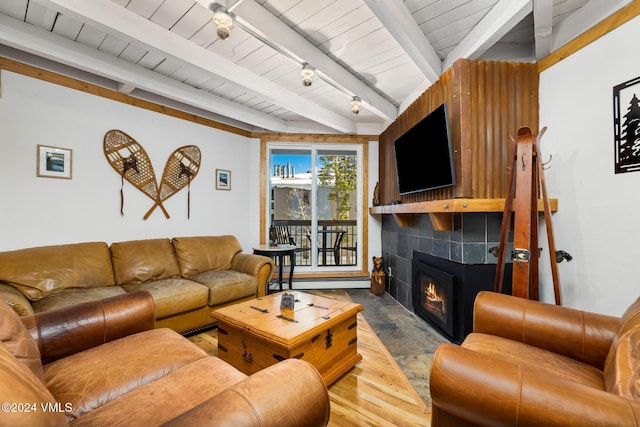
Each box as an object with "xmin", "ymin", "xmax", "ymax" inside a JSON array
[{"xmin": 378, "ymin": 59, "xmax": 539, "ymax": 205}]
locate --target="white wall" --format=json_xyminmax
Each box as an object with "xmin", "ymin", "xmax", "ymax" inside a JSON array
[
  {"xmin": 0, "ymin": 69, "xmax": 379, "ymax": 278},
  {"xmin": 538, "ymin": 15, "xmax": 640, "ymax": 316},
  {"xmin": 0, "ymin": 71, "xmax": 261, "ymax": 252}
]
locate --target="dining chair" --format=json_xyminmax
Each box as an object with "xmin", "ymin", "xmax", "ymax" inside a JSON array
[{"xmin": 318, "ymin": 230, "xmax": 345, "ymax": 265}]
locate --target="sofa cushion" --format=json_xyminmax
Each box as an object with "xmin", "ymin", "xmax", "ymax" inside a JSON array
[
  {"xmin": 463, "ymin": 333, "xmax": 605, "ymax": 390},
  {"xmin": 603, "ymin": 297, "xmax": 640, "ymax": 398},
  {"xmin": 0, "ymin": 300, "xmax": 44, "ymax": 382},
  {"xmin": 189, "ymin": 270, "xmax": 257, "ymax": 306},
  {"xmin": 69, "ymin": 356, "xmax": 246, "ymax": 427},
  {"xmin": 172, "ymin": 236, "xmax": 243, "ymax": 276},
  {"xmin": 0, "ymin": 242, "xmax": 115, "ymax": 301},
  {"xmin": 0, "ymin": 343, "xmax": 68, "ymax": 427},
  {"xmin": 122, "ymin": 278, "xmax": 208, "ymax": 318},
  {"xmin": 44, "ymin": 328, "xmax": 207, "ymax": 422},
  {"xmin": 32, "ymin": 287, "xmax": 126, "ymax": 313},
  {"xmin": 110, "ymin": 239, "xmax": 181, "ymax": 285}
]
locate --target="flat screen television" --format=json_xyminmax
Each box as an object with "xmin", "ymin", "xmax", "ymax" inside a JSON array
[{"xmin": 394, "ymin": 103, "xmax": 455, "ymax": 195}]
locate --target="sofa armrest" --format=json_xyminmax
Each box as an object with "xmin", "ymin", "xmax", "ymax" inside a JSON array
[
  {"xmin": 431, "ymin": 343, "xmax": 640, "ymax": 427},
  {"xmin": 230, "ymin": 253, "xmax": 275, "ymax": 297},
  {"xmin": 21, "ymin": 290, "xmax": 156, "ymax": 364},
  {"xmin": 163, "ymin": 358, "xmax": 329, "ymax": 427},
  {"xmin": 0, "ymin": 282, "xmax": 34, "ymax": 316},
  {"xmin": 473, "ymin": 291, "xmax": 618, "ymax": 368}
]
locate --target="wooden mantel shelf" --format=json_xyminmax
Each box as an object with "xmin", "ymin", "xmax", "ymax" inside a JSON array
[{"xmin": 369, "ymin": 198, "xmax": 558, "ymax": 231}]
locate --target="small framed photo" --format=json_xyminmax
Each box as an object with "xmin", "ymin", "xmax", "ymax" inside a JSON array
[
  {"xmin": 37, "ymin": 145, "xmax": 72, "ymax": 179},
  {"xmin": 216, "ymin": 169, "xmax": 231, "ymax": 190}
]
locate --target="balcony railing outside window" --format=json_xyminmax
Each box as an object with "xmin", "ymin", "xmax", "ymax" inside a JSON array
[{"xmin": 278, "ymin": 220, "xmax": 357, "ymax": 267}]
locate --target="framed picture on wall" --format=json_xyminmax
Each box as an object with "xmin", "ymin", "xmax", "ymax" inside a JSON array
[
  {"xmin": 37, "ymin": 145, "xmax": 72, "ymax": 179},
  {"xmin": 216, "ymin": 169, "xmax": 231, "ymax": 190},
  {"xmin": 614, "ymin": 75, "xmax": 640, "ymax": 174}
]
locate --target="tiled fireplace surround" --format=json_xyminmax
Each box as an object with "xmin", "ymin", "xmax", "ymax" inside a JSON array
[{"xmin": 381, "ymin": 212, "xmax": 508, "ymax": 312}]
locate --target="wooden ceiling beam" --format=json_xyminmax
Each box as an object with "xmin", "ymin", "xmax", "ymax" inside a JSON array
[
  {"xmin": 444, "ymin": 0, "xmax": 532, "ymax": 70},
  {"xmin": 533, "ymin": 0, "xmax": 554, "ymax": 61},
  {"xmin": 229, "ymin": 0, "xmax": 397, "ymax": 123},
  {"xmin": 30, "ymin": 0, "xmax": 357, "ymax": 133},
  {"xmin": 362, "ymin": 0, "xmax": 441, "ymax": 85},
  {"xmin": 551, "ymin": 0, "xmax": 632, "ymax": 50}
]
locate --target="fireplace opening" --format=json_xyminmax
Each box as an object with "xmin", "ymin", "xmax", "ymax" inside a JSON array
[
  {"xmin": 411, "ymin": 251, "xmax": 512, "ymax": 343},
  {"xmin": 413, "ymin": 260, "xmax": 455, "ymax": 340}
]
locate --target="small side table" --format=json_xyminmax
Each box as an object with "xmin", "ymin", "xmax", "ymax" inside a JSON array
[{"xmin": 253, "ymin": 244, "xmax": 296, "ymax": 293}]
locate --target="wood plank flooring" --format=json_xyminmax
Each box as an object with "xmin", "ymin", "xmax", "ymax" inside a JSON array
[{"xmin": 188, "ymin": 290, "xmax": 431, "ymax": 426}]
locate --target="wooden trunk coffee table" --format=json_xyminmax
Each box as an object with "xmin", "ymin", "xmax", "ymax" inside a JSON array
[{"xmin": 211, "ymin": 291, "xmax": 364, "ymax": 386}]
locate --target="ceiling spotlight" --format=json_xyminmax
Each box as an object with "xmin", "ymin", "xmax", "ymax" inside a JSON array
[
  {"xmin": 351, "ymin": 96, "xmax": 361, "ymax": 115},
  {"xmin": 301, "ymin": 64, "xmax": 314, "ymax": 86},
  {"xmin": 213, "ymin": 6, "xmax": 233, "ymax": 40}
]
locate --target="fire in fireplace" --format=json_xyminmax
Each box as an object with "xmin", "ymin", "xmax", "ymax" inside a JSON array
[
  {"xmin": 424, "ymin": 281, "xmax": 446, "ymax": 321},
  {"xmin": 413, "ymin": 260, "xmax": 455, "ymax": 340}
]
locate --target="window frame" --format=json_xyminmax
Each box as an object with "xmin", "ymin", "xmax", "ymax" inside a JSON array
[{"xmin": 260, "ymin": 137, "xmax": 369, "ymax": 278}]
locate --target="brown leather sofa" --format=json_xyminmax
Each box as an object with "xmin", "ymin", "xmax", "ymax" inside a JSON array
[
  {"xmin": 0, "ymin": 236, "xmax": 275, "ymax": 333},
  {"xmin": 0, "ymin": 290, "xmax": 330, "ymax": 426},
  {"xmin": 430, "ymin": 291, "xmax": 640, "ymax": 426}
]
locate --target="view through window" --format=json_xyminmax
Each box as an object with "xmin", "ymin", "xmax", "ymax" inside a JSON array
[{"xmin": 269, "ymin": 144, "xmax": 361, "ymax": 271}]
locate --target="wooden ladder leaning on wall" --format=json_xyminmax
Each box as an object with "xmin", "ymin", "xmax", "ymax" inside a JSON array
[{"xmin": 494, "ymin": 126, "xmax": 567, "ymax": 305}]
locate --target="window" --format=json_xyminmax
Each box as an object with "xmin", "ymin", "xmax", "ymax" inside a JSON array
[{"xmin": 267, "ymin": 143, "xmax": 363, "ymax": 272}]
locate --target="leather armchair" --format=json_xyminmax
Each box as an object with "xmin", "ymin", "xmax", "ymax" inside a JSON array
[
  {"xmin": 21, "ymin": 289, "xmax": 156, "ymax": 364},
  {"xmin": 1, "ymin": 291, "xmax": 330, "ymax": 426},
  {"xmin": 430, "ymin": 291, "xmax": 640, "ymax": 426}
]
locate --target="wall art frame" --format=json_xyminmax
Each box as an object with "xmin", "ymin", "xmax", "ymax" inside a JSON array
[
  {"xmin": 216, "ymin": 169, "xmax": 231, "ymax": 190},
  {"xmin": 613, "ymin": 75, "xmax": 640, "ymax": 174},
  {"xmin": 37, "ymin": 144, "xmax": 72, "ymax": 179}
]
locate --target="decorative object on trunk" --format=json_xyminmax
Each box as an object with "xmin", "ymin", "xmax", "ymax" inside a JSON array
[
  {"xmin": 371, "ymin": 256, "xmax": 385, "ymax": 295},
  {"xmin": 103, "ymin": 129, "xmax": 201, "ymax": 219},
  {"xmin": 280, "ymin": 293, "xmax": 295, "ymax": 310}
]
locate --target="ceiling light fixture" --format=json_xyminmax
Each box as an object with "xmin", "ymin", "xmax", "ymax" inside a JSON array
[
  {"xmin": 211, "ymin": 5, "xmax": 367, "ymax": 118},
  {"xmin": 301, "ymin": 64, "xmax": 314, "ymax": 86},
  {"xmin": 351, "ymin": 96, "xmax": 361, "ymax": 115},
  {"xmin": 213, "ymin": 6, "xmax": 233, "ymax": 40}
]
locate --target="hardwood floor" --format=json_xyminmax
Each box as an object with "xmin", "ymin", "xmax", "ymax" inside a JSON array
[
  {"xmin": 188, "ymin": 290, "xmax": 432, "ymax": 426},
  {"xmin": 346, "ymin": 289, "xmax": 448, "ymax": 407},
  {"xmin": 326, "ymin": 306, "xmax": 431, "ymax": 426}
]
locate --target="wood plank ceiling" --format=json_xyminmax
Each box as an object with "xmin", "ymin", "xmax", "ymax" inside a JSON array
[{"xmin": 0, "ymin": 0, "xmax": 632, "ymax": 134}]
